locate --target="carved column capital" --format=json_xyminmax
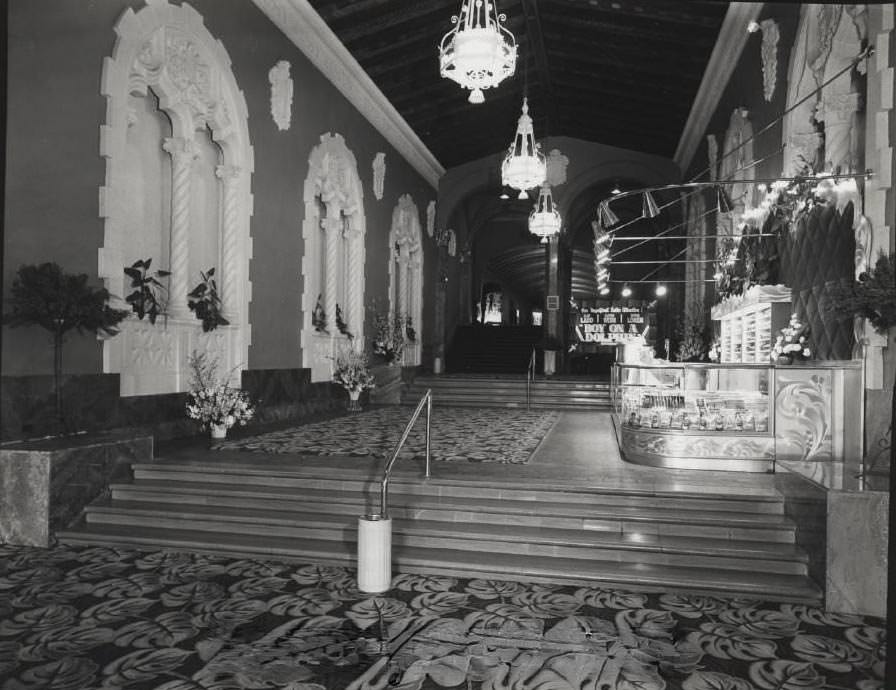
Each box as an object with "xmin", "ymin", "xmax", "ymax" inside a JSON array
[
  {"xmin": 162, "ymin": 136, "xmax": 197, "ymax": 161},
  {"xmin": 215, "ymin": 164, "xmax": 242, "ymax": 182}
]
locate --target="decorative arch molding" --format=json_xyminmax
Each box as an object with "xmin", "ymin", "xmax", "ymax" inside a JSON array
[
  {"xmin": 301, "ymin": 132, "xmax": 366, "ymax": 382},
  {"xmin": 98, "ymin": 0, "xmax": 254, "ymax": 396},
  {"xmin": 389, "ymin": 194, "xmax": 424, "ymax": 366}
]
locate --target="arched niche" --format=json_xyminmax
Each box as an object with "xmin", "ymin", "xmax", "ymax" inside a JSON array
[
  {"xmin": 98, "ymin": 0, "xmax": 254, "ymax": 396},
  {"xmin": 301, "ymin": 133, "xmax": 366, "ymax": 382},
  {"xmin": 389, "ymin": 194, "xmax": 424, "ymax": 365}
]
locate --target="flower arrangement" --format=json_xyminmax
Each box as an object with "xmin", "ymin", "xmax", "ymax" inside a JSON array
[
  {"xmin": 185, "ymin": 351, "xmax": 254, "ymax": 430},
  {"xmin": 331, "ymin": 345, "xmax": 375, "ymax": 392},
  {"xmin": 371, "ymin": 304, "xmax": 410, "ymax": 364},
  {"xmin": 707, "ymin": 339, "xmax": 721, "ymax": 362},
  {"xmin": 771, "ymin": 313, "xmax": 812, "ymax": 363}
]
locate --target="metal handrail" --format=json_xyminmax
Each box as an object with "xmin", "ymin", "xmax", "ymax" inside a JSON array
[
  {"xmin": 526, "ymin": 347, "xmax": 536, "ymax": 410},
  {"xmin": 379, "ymin": 389, "xmax": 432, "ymax": 519}
]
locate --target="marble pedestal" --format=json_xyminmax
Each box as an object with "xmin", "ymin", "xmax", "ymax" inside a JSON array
[
  {"xmin": 0, "ymin": 432, "xmax": 152, "ymax": 546},
  {"xmin": 826, "ymin": 490, "xmax": 888, "ymax": 617}
]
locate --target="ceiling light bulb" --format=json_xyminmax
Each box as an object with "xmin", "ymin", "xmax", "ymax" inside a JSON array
[
  {"xmin": 655, "ymin": 284, "xmax": 667, "ymax": 297},
  {"xmin": 599, "ymin": 286, "xmax": 610, "ymax": 296},
  {"xmin": 621, "ymin": 284, "xmax": 632, "ymax": 298}
]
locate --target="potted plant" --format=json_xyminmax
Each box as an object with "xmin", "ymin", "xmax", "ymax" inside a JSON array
[
  {"xmin": 331, "ymin": 344, "xmax": 375, "ymax": 412},
  {"xmin": 187, "ymin": 267, "xmax": 229, "ymax": 332},
  {"xmin": 3, "ymin": 262, "xmax": 129, "ymax": 425},
  {"xmin": 185, "ymin": 350, "xmax": 254, "ymax": 439}
]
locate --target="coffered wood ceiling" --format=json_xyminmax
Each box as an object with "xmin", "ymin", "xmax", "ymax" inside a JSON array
[{"xmin": 307, "ymin": 0, "xmax": 730, "ymax": 169}]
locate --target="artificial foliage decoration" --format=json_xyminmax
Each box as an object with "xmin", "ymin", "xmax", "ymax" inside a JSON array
[
  {"xmin": 312, "ymin": 294, "xmax": 328, "ymax": 333},
  {"xmin": 331, "ymin": 344, "xmax": 375, "ymax": 393},
  {"xmin": 827, "ymin": 252, "xmax": 896, "ymax": 335},
  {"xmin": 185, "ymin": 350, "xmax": 254, "ymax": 432},
  {"xmin": 3, "ymin": 262, "xmax": 129, "ymax": 422},
  {"xmin": 676, "ymin": 298, "xmax": 710, "ymax": 362},
  {"xmin": 124, "ymin": 258, "xmax": 170, "ymax": 324},
  {"xmin": 335, "ymin": 303, "xmax": 352, "ymax": 339},
  {"xmin": 187, "ymin": 268, "xmax": 229, "ymax": 332},
  {"xmin": 771, "ymin": 313, "xmax": 812, "ymax": 363},
  {"xmin": 370, "ymin": 302, "xmax": 410, "ymax": 364}
]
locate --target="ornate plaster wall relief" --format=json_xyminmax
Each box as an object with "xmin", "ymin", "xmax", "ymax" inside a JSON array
[
  {"xmin": 426, "ymin": 200, "xmax": 436, "ymax": 238},
  {"xmin": 706, "ymin": 134, "xmax": 719, "ymax": 182},
  {"xmin": 760, "ymin": 19, "xmax": 780, "ymax": 101},
  {"xmin": 99, "ymin": 0, "xmax": 253, "ymax": 396},
  {"xmin": 683, "ymin": 191, "xmax": 707, "ymax": 311},
  {"xmin": 719, "ymin": 108, "xmax": 755, "ymax": 233},
  {"xmin": 301, "ymin": 133, "xmax": 366, "ymax": 382},
  {"xmin": 775, "ymin": 372, "xmax": 832, "ymax": 463},
  {"xmin": 389, "ymin": 194, "xmax": 424, "ymax": 365},
  {"xmin": 372, "ymin": 152, "xmax": 386, "ymax": 200},
  {"xmin": 546, "ymin": 149, "xmax": 569, "ymax": 187},
  {"xmin": 268, "ymin": 60, "xmax": 293, "ymax": 131}
]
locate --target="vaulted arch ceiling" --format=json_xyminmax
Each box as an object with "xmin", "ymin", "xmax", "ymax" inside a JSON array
[{"xmin": 307, "ymin": 0, "xmax": 729, "ymax": 169}]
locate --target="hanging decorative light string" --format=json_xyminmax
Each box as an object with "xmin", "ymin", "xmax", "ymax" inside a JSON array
[
  {"xmin": 501, "ymin": 98, "xmax": 546, "ymax": 198},
  {"xmin": 439, "ymin": 0, "xmax": 517, "ymax": 104},
  {"xmin": 529, "ymin": 183, "xmax": 561, "ymax": 242}
]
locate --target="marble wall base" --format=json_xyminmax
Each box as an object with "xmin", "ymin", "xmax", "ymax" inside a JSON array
[
  {"xmin": 774, "ymin": 470, "xmax": 828, "ymax": 591},
  {"xmin": 0, "ymin": 432, "xmax": 152, "ymax": 547},
  {"xmin": 826, "ymin": 490, "xmax": 888, "ymax": 617}
]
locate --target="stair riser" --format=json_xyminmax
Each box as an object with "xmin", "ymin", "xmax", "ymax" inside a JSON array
[
  {"xmin": 99, "ymin": 492, "xmax": 797, "ymax": 543},
  {"xmin": 126, "ymin": 471, "xmax": 784, "ymax": 515},
  {"xmin": 81, "ymin": 513, "xmax": 806, "ymax": 575}
]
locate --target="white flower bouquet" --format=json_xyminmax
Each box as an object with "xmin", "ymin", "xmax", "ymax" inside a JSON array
[
  {"xmin": 185, "ymin": 351, "xmax": 255, "ymax": 430},
  {"xmin": 771, "ymin": 313, "xmax": 812, "ymax": 363},
  {"xmin": 332, "ymin": 345, "xmax": 375, "ymax": 392}
]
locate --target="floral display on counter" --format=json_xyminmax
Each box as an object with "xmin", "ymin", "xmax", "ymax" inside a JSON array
[
  {"xmin": 771, "ymin": 313, "xmax": 811, "ymax": 364},
  {"xmin": 185, "ymin": 350, "xmax": 254, "ymax": 432}
]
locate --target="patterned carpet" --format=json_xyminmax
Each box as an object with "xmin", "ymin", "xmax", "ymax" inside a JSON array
[
  {"xmin": 215, "ymin": 407, "xmax": 560, "ymax": 465},
  {"xmin": 0, "ymin": 545, "xmax": 886, "ymax": 690}
]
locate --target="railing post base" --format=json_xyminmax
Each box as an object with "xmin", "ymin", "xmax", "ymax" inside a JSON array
[{"xmin": 357, "ymin": 514, "xmax": 392, "ymax": 593}]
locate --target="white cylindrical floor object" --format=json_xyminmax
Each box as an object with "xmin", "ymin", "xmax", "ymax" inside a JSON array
[{"xmin": 357, "ymin": 515, "xmax": 392, "ymax": 593}]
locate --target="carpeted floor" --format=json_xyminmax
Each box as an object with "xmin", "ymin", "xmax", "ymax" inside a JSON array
[
  {"xmin": 214, "ymin": 407, "xmax": 560, "ymax": 465},
  {"xmin": 0, "ymin": 544, "xmax": 886, "ymax": 689}
]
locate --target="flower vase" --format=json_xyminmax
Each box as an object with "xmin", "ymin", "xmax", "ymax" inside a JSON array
[
  {"xmin": 210, "ymin": 423, "xmax": 227, "ymax": 440},
  {"xmin": 347, "ymin": 388, "xmax": 362, "ymax": 413}
]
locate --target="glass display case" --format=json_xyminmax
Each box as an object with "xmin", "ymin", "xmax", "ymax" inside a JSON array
[{"xmin": 611, "ymin": 361, "xmax": 863, "ymax": 474}]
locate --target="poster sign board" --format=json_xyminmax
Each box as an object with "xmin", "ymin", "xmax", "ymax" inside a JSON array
[
  {"xmin": 546, "ymin": 295, "xmax": 560, "ymax": 311},
  {"xmin": 575, "ymin": 306, "xmax": 645, "ymax": 343}
]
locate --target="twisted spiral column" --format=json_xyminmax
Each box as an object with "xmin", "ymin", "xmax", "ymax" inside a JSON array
[
  {"xmin": 324, "ymin": 208, "xmax": 340, "ymax": 340},
  {"xmin": 346, "ymin": 225, "xmax": 361, "ymax": 338},
  {"xmin": 163, "ymin": 137, "xmax": 197, "ymax": 318},
  {"xmin": 216, "ymin": 164, "xmax": 241, "ymax": 321}
]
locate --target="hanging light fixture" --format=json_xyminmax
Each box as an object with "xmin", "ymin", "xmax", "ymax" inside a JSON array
[
  {"xmin": 439, "ymin": 0, "xmax": 517, "ymax": 104},
  {"xmin": 621, "ymin": 283, "xmax": 633, "ymax": 298},
  {"xmin": 655, "ymin": 283, "xmax": 667, "ymax": 297},
  {"xmin": 529, "ymin": 183, "xmax": 561, "ymax": 241},
  {"xmin": 642, "ymin": 191, "xmax": 661, "ymax": 218},
  {"xmin": 501, "ymin": 98, "xmax": 546, "ymax": 199},
  {"xmin": 599, "ymin": 285, "xmax": 610, "ymax": 296}
]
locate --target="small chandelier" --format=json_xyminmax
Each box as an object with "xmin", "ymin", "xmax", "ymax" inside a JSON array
[
  {"xmin": 501, "ymin": 98, "xmax": 546, "ymax": 198},
  {"xmin": 439, "ymin": 0, "xmax": 517, "ymax": 104},
  {"xmin": 529, "ymin": 183, "xmax": 561, "ymax": 242}
]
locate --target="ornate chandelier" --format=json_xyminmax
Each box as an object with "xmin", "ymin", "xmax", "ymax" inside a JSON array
[
  {"xmin": 529, "ymin": 183, "xmax": 561, "ymax": 242},
  {"xmin": 501, "ymin": 98, "xmax": 546, "ymax": 198},
  {"xmin": 439, "ymin": 0, "xmax": 517, "ymax": 104}
]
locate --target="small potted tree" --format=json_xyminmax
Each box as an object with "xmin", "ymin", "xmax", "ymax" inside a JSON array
[{"xmin": 3, "ymin": 262, "xmax": 129, "ymax": 428}]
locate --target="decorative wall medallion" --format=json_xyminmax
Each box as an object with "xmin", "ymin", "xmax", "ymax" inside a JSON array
[
  {"xmin": 426, "ymin": 200, "xmax": 436, "ymax": 237},
  {"xmin": 760, "ymin": 19, "xmax": 779, "ymax": 102},
  {"xmin": 545, "ymin": 149, "xmax": 569, "ymax": 187},
  {"xmin": 268, "ymin": 60, "xmax": 293, "ymax": 131},
  {"xmin": 372, "ymin": 152, "xmax": 386, "ymax": 200},
  {"xmin": 706, "ymin": 135, "xmax": 718, "ymax": 182}
]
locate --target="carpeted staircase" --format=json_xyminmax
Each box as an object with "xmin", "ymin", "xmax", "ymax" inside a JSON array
[
  {"xmin": 57, "ymin": 459, "xmax": 822, "ymax": 603},
  {"xmin": 403, "ymin": 374, "xmax": 611, "ymax": 410}
]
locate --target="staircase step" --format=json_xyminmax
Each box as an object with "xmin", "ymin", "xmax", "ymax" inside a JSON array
[
  {"xmin": 56, "ymin": 523, "xmax": 821, "ymax": 603},
  {"xmin": 107, "ymin": 481, "xmax": 795, "ymax": 542},
  {"xmin": 82, "ymin": 501, "xmax": 808, "ymax": 574},
  {"xmin": 127, "ymin": 467, "xmax": 785, "ymax": 515}
]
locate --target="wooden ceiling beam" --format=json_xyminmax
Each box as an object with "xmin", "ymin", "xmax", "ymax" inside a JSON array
[
  {"xmin": 543, "ymin": 12, "xmax": 718, "ymax": 49},
  {"xmin": 544, "ymin": 0, "xmax": 727, "ymax": 30},
  {"xmin": 323, "ymin": 0, "xmax": 453, "ymax": 43},
  {"xmin": 519, "ymin": 0, "xmax": 558, "ymax": 135}
]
